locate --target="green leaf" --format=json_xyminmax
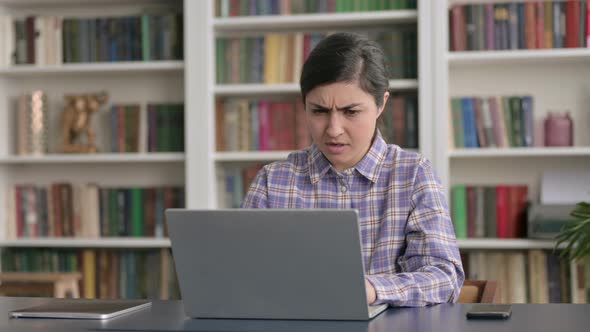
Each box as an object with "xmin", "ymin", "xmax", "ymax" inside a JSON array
[{"xmin": 555, "ymin": 202, "xmax": 590, "ymax": 261}]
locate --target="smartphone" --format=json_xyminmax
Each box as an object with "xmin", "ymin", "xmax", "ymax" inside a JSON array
[{"xmin": 466, "ymin": 304, "xmax": 512, "ymax": 319}]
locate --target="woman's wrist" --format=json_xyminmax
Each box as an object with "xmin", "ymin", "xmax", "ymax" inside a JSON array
[{"xmin": 365, "ymin": 279, "xmax": 377, "ymax": 304}]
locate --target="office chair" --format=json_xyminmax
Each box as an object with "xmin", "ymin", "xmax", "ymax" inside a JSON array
[{"xmin": 458, "ymin": 280, "xmax": 499, "ymax": 303}]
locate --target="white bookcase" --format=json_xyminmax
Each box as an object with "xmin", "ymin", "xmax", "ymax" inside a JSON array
[
  {"xmin": 0, "ymin": 0, "xmax": 185, "ymax": 248},
  {"xmin": 432, "ymin": 0, "xmax": 589, "ymax": 302},
  {"xmin": 434, "ymin": 0, "xmax": 590, "ymax": 200}
]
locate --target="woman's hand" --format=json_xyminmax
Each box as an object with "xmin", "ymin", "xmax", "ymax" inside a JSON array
[{"xmin": 365, "ymin": 279, "xmax": 376, "ymax": 304}]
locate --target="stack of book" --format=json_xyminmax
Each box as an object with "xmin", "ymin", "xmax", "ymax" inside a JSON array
[{"xmin": 6, "ymin": 184, "xmax": 185, "ymax": 239}]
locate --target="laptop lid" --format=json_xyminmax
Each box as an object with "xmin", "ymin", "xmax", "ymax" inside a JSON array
[{"xmin": 166, "ymin": 209, "xmax": 387, "ymax": 320}]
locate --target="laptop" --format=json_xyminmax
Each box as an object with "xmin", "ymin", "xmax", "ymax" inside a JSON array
[
  {"xmin": 10, "ymin": 299, "xmax": 151, "ymax": 319},
  {"xmin": 166, "ymin": 209, "xmax": 388, "ymax": 320}
]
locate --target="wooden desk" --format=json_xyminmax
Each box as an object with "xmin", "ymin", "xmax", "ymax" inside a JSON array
[{"xmin": 0, "ymin": 297, "xmax": 588, "ymax": 332}]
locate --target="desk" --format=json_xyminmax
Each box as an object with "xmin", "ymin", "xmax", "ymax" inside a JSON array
[{"xmin": 0, "ymin": 297, "xmax": 588, "ymax": 332}]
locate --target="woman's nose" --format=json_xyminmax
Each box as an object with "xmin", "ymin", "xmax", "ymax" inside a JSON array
[{"xmin": 326, "ymin": 112, "xmax": 344, "ymax": 137}]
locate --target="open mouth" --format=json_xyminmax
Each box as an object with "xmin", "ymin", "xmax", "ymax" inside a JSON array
[{"xmin": 325, "ymin": 142, "xmax": 347, "ymax": 153}]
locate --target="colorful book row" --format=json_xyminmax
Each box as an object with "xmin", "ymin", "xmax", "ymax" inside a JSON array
[
  {"xmin": 0, "ymin": 13, "xmax": 182, "ymax": 66},
  {"xmin": 1, "ymin": 248, "xmax": 179, "ymax": 300},
  {"xmin": 6, "ymin": 184, "xmax": 185, "ymax": 239},
  {"xmin": 450, "ymin": 1, "xmax": 590, "ymax": 51},
  {"xmin": 450, "ymin": 96, "xmax": 534, "ymax": 149},
  {"xmin": 109, "ymin": 103, "xmax": 184, "ymax": 153},
  {"xmin": 451, "ymin": 185, "xmax": 528, "ymax": 239},
  {"xmin": 215, "ymin": 0, "xmax": 417, "ymax": 17},
  {"xmin": 215, "ymin": 28, "xmax": 417, "ymax": 84},
  {"xmin": 216, "ymin": 98, "xmax": 310, "ymax": 152}
]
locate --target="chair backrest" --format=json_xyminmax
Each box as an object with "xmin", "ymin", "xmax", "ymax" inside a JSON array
[{"xmin": 458, "ymin": 280, "xmax": 499, "ymax": 303}]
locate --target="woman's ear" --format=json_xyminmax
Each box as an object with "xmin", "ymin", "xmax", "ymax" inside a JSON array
[{"xmin": 377, "ymin": 91, "xmax": 390, "ymax": 118}]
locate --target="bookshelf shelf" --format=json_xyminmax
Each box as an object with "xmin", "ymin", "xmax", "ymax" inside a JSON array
[
  {"xmin": 214, "ymin": 148, "xmax": 419, "ymax": 162},
  {"xmin": 213, "ymin": 10, "xmax": 418, "ymax": 31},
  {"xmin": 214, "ymin": 151, "xmax": 293, "ymax": 162},
  {"xmin": 449, "ymin": 147, "xmax": 590, "ymax": 158},
  {"xmin": 388, "ymin": 79, "xmax": 419, "ymax": 90},
  {"xmin": 0, "ymin": 61, "xmax": 184, "ymax": 77},
  {"xmin": 214, "ymin": 79, "xmax": 418, "ymax": 96},
  {"xmin": 457, "ymin": 239, "xmax": 560, "ymax": 250},
  {"xmin": 0, "ymin": 153, "xmax": 185, "ymax": 164},
  {"xmin": 215, "ymin": 83, "xmax": 300, "ymax": 96},
  {"xmin": 0, "ymin": 237, "xmax": 171, "ymax": 248},
  {"xmin": 448, "ymin": 49, "xmax": 590, "ymax": 66},
  {"xmin": 0, "ymin": 0, "xmax": 154, "ymax": 5}
]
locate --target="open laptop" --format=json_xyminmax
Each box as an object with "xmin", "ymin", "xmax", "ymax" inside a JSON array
[{"xmin": 165, "ymin": 209, "xmax": 388, "ymax": 320}]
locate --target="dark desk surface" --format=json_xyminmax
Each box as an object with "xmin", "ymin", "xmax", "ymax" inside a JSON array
[{"xmin": 1, "ymin": 297, "xmax": 589, "ymax": 332}]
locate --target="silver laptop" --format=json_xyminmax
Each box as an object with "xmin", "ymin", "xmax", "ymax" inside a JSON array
[
  {"xmin": 10, "ymin": 299, "xmax": 151, "ymax": 319},
  {"xmin": 166, "ymin": 209, "xmax": 388, "ymax": 320}
]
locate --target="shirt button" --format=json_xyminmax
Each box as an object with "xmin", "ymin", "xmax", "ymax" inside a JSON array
[{"xmin": 341, "ymin": 186, "xmax": 347, "ymax": 193}]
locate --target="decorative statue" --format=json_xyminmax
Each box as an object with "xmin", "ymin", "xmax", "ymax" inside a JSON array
[{"xmin": 61, "ymin": 92, "xmax": 108, "ymax": 153}]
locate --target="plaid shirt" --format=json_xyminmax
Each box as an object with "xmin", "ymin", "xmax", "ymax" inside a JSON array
[{"xmin": 241, "ymin": 134, "xmax": 464, "ymax": 307}]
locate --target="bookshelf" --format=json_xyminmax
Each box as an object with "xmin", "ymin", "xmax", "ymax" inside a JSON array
[
  {"xmin": 433, "ymin": 0, "xmax": 590, "ymax": 303},
  {"xmin": 0, "ymin": 0, "xmax": 185, "ymax": 298},
  {"xmin": 434, "ymin": 0, "xmax": 590, "ymax": 203},
  {"xmin": 199, "ymin": 1, "xmax": 434, "ymax": 208}
]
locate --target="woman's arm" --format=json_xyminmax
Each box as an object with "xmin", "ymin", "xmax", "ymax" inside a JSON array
[
  {"xmin": 240, "ymin": 167, "xmax": 269, "ymax": 208},
  {"xmin": 366, "ymin": 158, "xmax": 465, "ymax": 307}
]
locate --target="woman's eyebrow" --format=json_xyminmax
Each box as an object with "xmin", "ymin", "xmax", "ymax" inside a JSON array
[
  {"xmin": 308, "ymin": 102, "xmax": 329, "ymax": 109},
  {"xmin": 308, "ymin": 102, "xmax": 362, "ymax": 110}
]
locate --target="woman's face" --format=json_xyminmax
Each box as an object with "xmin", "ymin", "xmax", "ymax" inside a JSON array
[{"xmin": 305, "ymin": 80, "xmax": 389, "ymax": 172}]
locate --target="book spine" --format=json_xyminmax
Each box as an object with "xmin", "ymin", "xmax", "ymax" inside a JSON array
[
  {"xmin": 496, "ymin": 185, "xmax": 509, "ymax": 238},
  {"xmin": 452, "ymin": 185, "xmax": 467, "ymax": 239},
  {"xmin": 521, "ymin": 96, "xmax": 534, "ymax": 147}
]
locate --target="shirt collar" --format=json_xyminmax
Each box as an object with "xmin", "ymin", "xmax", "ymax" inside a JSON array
[{"xmin": 308, "ymin": 131, "xmax": 388, "ymax": 184}]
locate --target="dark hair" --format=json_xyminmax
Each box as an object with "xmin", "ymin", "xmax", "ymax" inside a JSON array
[{"xmin": 299, "ymin": 32, "xmax": 389, "ymax": 108}]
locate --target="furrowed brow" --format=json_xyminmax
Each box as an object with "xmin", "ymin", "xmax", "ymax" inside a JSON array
[
  {"xmin": 336, "ymin": 103, "xmax": 362, "ymax": 110},
  {"xmin": 308, "ymin": 102, "xmax": 362, "ymax": 110}
]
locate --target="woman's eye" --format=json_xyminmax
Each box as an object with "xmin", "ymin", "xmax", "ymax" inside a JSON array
[{"xmin": 345, "ymin": 109, "xmax": 360, "ymax": 116}]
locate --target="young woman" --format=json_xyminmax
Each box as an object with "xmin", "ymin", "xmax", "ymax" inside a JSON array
[{"xmin": 241, "ymin": 32, "xmax": 464, "ymax": 307}]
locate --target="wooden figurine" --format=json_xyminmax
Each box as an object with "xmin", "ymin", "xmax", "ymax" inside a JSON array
[{"xmin": 61, "ymin": 92, "xmax": 108, "ymax": 153}]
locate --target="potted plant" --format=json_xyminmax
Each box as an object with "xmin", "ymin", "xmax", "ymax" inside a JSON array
[{"xmin": 555, "ymin": 202, "xmax": 590, "ymax": 260}]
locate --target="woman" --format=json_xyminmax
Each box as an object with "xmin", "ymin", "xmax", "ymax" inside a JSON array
[{"xmin": 241, "ymin": 32, "xmax": 464, "ymax": 307}]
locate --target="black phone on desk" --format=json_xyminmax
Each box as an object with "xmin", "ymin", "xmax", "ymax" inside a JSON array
[{"xmin": 466, "ymin": 304, "xmax": 512, "ymax": 319}]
